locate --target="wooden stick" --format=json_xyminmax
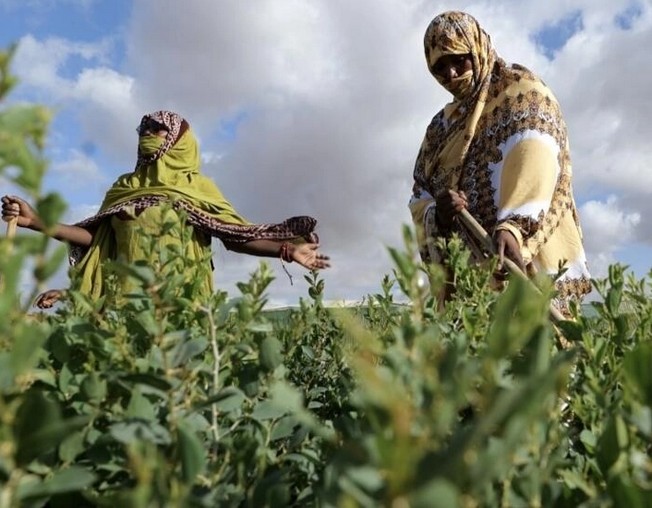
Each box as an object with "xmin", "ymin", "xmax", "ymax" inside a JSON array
[
  {"xmin": 6, "ymin": 217, "xmax": 18, "ymax": 240},
  {"xmin": 457, "ymin": 209, "xmax": 566, "ymax": 325},
  {"xmin": 1, "ymin": 218, "xmax": 18, "ymax": 291}
]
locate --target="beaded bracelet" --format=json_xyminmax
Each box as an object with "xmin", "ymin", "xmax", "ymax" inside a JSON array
[
  {"xmin": 279, "ymin": 242, "xmax": 294, "ymax": 285},
  {"xmin": 279, "ymin": 242, "xmax": 293, "ymax": 263}
]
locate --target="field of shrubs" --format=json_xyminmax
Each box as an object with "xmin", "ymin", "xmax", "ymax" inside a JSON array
[{"xmin": 1, "ymin": 47, "xmax": 651, "ymax": 507}]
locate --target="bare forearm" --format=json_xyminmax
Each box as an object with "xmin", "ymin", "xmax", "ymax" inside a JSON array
[
  {"xmin": 223, "ymin": 239, "xmax": 283, "ymax": 258},
  {"xmin": 29, "ymin": 222, "xmax": 94, "ymax": 247},
  {"xmin": 2, "ymin": 195, "xmax": 94, "ymax": 246}
]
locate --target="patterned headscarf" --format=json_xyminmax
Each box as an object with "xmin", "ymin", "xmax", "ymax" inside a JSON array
[
  {"xmin": 416, "ymin": 11, "xmax": 503, "ymax": 189},
  {"xmin": 136, "ymin": 110, "xmax": 185, "ymax": 166},
  {"xmin": 424, "ymin": 10, "xmax": 498, "ymax": 102}
]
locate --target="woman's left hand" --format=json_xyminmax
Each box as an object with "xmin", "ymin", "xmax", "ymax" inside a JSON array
[
  {"xmin": 494, "ymin": 230, "xmax": 526, "ymax": 273},
  {"xmin": 34, "ymin": 289, "xmax": 65, "ymax": 309},
  {"xmin": 290, "ymin": 243, "xmax": 331, "ymax": 270}
]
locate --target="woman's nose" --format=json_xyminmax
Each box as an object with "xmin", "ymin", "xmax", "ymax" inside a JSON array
[{"xmin": 444, "ymin": 65, "xmax": 457, "ymax": 81}]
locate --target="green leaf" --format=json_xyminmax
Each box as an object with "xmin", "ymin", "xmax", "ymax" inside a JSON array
[
  {"xmin": 80, "ymin": 372, "xmax": 107, "ymax": 404},
  {"xmin": 251, "ymin": 400, "xmax": 287, "ymax": 421},
  {"xmin": 177, "ymin": 420, "xmax": 206, "ymax": 484},
  {"xmin": 120, "ymin": 373, "xmax": 173, "ymax": 392},
  {"xmin": 248, "ymin": 322, "xmax": 274, "ymax": 333},
  {"xmin": 170, "ymin": 337, "xmax": 208, "ymax": 368},
  {"xmin": 126, "ymin": 389, "xmax": 157, "ymax": 421},
  {"xmin": 31, "ymin": 368, "xmax": 57, "ymax": 387},
  {"xmin": 270, "ymin": 416, "xmax": 298, "ymax": 441},
  {"xmin": 605, "ymin": 285, "xmax": 623, "ymax": 315},
  {"xmin": 411, "ymin": 479, "xmax": 459, "ymax": 508},
  {"xmin": 14, "ymin": 392, "xmax": 89, "ymax": 466},
  {"xmin": 58, "ymin": 431, "xmax": 86, "ymax": 462},
  {"xmin": 16, "ymin": 467, "xmax": 95, "ymax": 501},
  {"xmin": 109, "ymin": 421, "xmax": 171, "ymax": 445},
  {"xmin": 597, "ymin": 415, "xmax": 629, "ymax": 475},
  {"xmin": 194, "ymin": 386, "xmax": 246, "ymax": 413},
  {"xmin": 607, "ymin": 476, "xmax": 652, "ymax": 508},
  {"xmin": 0, "ymin": 354, "xmax": 13, "ymax": 391},
  {"xmin": 108, "ymin": 261, "xmax": 156, "ymax": 286},
  {"xmin": 259, "ymin": 336, "xmax": 283, "ymax": 371},
  {"xmin": 486, "ymin": 276, "xmax": 545, "ymax": 358},
  {"xmin": 630, "ymin": 406, "xmax": 652, "ymax": 439},
  {"xmin": 623, "ymin": 342, "xmax": 652, "ymax": 406},
  {"xmin": 344, "ymin": 466, "xmax": 384, "ymax": 493},
  {"xmin": 58, "ymin": 364, "xmax": 74, "ymax": 394},
  {"xmin": 556, "ymin": 320, "xmax": 584, "ymax": 343},
  {"xmin": 9, "ymin": 323, "xmax": 49, "ymax": 378},
  {"xmin": 133, "ymin": 309, "xmax": 160, "ymax": 337},
  {"xmin": 579, "ymin": 429, "xmax": 597, "ymax": 453}
]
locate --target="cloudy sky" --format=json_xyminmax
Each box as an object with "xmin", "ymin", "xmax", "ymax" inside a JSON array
[{"xmin": 0, "ymin": 0, "xmax": 650, "ymax": 305}]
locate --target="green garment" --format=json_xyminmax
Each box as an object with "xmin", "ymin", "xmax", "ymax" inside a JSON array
[
  {"xmin": 73, "ymin": 130, "xmax": 245, "ymax": 299},
  {"xmin": 111, "ymin": 206, "xmax": 213, "ymax": 298}
]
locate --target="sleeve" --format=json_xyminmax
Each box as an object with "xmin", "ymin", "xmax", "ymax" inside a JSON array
[
  {"xmin": 409, "ymin": 114, "xmax": 447, "ymax": 263},
  {"xmin": 493, "ymin": 129, "xmax": 561, "ymax": 262},
  {"xmin": 408, "ymin": 181, "xmax": 439, "ymax": 262}
]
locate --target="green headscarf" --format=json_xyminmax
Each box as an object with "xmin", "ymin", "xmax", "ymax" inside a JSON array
[{"xmin": 102, "ymin": 129, "xmax": 249, "ymax": 224}]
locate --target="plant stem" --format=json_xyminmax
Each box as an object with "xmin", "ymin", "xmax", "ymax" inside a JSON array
[{"xmin": 202, "ymin": 305, "xmax": 221, "ymax": 444}]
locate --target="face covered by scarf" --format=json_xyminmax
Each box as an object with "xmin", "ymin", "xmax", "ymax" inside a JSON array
[
  {"xmin": 424, "ymin": 11, "xmax": 497, "ymax": 104},
  {"xmin": 414, "ymin": 11, "xmax": 505, "ymax": 190},
  {"xmin": 136, "ymin": 110, "xmax": 185, "ymax": 165}
]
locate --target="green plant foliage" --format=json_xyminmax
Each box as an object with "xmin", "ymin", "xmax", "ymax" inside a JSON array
[{"xmin": 1, "ymin": 47, "xmax": 651, "ymax": 508}]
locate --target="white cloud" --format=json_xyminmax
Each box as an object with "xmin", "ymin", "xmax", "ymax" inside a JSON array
[
  {"xmin": 64, "ymin": 203, "xmax": 99, "ymax": 223},
  {"xmin": 12, "ymin": 35, "xmax": 139, "ymax": 164},
  {"xmin": 579, "ymin": 196, "xmax": 641, "ymax": 276},
  {"xmin": 13, "ymin": 35, "xmax": 108, "ymax": 95},
  {"xmin": 73, "ymin": 67, "xmax": 134, "ymax": 108},
  {"xmin": 49, "ymin": 149, "xmax": 106, "ymax": 188}
]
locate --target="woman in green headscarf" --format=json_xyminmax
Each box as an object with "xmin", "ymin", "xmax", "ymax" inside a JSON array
[{"xmin": 2, "ymin": 110, "xmax": 329, "ymax": 307}]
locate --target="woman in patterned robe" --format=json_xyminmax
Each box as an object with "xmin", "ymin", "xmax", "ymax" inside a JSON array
[
  {"xmin": 408, "ymin": 11, "xmax": 591, "ymax": 312},
  {"xmin": 2, "ymin": 110, "xmax": 329, "ymax": 307}
]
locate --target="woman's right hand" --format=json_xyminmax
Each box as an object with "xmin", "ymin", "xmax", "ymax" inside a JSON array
[
  {"xmin": 1, "ymin": 195, "xmax": 42, "ymax": 230},
  {"xmin": 435, "ymin": 189, "xmax": 468, "ymax": 229}
]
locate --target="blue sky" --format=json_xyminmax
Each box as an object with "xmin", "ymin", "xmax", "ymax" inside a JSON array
[{"xmin": 1, "ymin": 0, "xmax": 650, "ymax": 304}]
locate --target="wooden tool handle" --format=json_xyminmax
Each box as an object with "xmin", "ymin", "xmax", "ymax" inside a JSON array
[
  {"xmin": 457, "ymin": 209, "xmax": 566, "ymax": 325},
  {"xmin": 5, "ymin": 217, "xmax": 18, "ymax": 239}
]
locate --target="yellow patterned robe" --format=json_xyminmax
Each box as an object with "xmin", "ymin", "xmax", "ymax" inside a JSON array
[{"xmin": 409, "ymin": 11, "xmax": 591, "ymax": 309}]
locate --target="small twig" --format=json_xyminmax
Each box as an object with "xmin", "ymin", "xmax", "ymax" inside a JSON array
[
  {"xmin": 201, "ymin": 305, "xmax": 221, "ymax": 444},
  {"xmin": 0, "ymin": 218, "xmax": 18, "ymax": 291}
]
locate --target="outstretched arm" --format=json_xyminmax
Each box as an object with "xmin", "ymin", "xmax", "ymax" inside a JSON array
[
  {"xmin": 223, "ymin": 239, "xmax": 330, "ymax": 271},
  {"xmin": 1, "ymin": 195, "xmax": 94, "ymax": 247}
]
